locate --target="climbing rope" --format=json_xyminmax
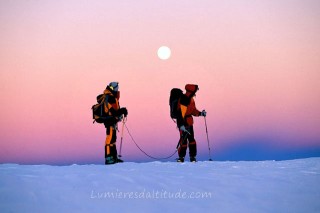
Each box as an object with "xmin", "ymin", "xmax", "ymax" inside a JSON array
[{"xmin": 124, "ymin": 122, "xmax": 178, "ymax": 160}]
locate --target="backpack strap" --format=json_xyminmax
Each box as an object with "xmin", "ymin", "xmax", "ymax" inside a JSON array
[{"xmin": 103, "ymin": 94, "xmax": 110, "ymax": 115}]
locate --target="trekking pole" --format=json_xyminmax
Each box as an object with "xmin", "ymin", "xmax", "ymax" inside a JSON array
[
  {"xmin": 118, "ymin": 117, "xmax": 126, "ymax": 158},
  {"xmin": 204, "ymin": 116, "xmax": 213, "ymax": 161}
]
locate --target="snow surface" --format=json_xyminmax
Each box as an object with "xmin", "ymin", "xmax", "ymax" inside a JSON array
[{"xmin": 1, "ymin": 158, "xmax": 320, "ymax": 213}]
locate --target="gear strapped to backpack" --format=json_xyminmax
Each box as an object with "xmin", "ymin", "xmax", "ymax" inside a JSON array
[
  {"xmin": 92, "ymin": 94, "xmax": 111, "ymax": 124},
  {"xmin": 169, "ymin": 88, "xmax": 183, "ymax": 121}
]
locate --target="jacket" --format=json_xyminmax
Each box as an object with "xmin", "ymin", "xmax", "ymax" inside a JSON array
[
  {"xmin": 102, "ymin": 87, "xmax": 122, "ymax": 126},
  {"xmin": 177, "ymin": 84, "xmax": 201, "ymax": 127},
  {"xmin": 103, "ymin": 87, "xmax": 120, "ymax": 116}
]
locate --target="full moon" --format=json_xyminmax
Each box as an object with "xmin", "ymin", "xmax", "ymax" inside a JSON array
[{"xmin": 157, "ymin": 46, "xmax": 171, "ymax": 60}]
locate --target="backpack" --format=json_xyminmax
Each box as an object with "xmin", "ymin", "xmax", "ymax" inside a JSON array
[
  {"xmin": 91, "ymin": 94, "xmax": 110, "ymax": 123},
  {"xmin": 169, "ymin": 88, "xmax": 183, "ymax": 121}
]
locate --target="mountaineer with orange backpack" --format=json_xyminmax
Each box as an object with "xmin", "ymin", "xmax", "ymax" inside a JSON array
[
  {"xmin": 92, "ymin": 82, "xmax": 128, "ymax": 164},
  {"xmin": 171, "ymin": 84, "xmax": 206, "ymax": 162}
]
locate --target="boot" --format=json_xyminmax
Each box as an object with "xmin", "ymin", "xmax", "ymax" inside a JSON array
[
  {"xmin": 190, "ymin": 156, "xmax": 197, "ymax": 162},
  {"xmin": 177, "ymin": 157, "xmax": 184, "ymax": 163},
  {"xmin": 116, "ymin": 158, "xmax": 124, "ymax": 163},
  {"xmin": 105, "ymin": 156, "xmax": 116, "ymax": 165}
]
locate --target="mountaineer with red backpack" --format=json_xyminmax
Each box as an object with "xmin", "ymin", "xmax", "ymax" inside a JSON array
[
  {"xmin": 92, "ymin": 82, "xmax": 128, "ymax": 164},
  {"xmin": 170, "ymin": 84, "xmax": 206, "ymax": 162}
]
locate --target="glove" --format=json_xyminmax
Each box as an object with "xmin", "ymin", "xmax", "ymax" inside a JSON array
[
  {"xmin": 200, "ymin": 110, "xmax": 207, "ymax": 117},
  {"xmin": 119, "ymin": 107, "xmax": 128, "ymax": 117}
]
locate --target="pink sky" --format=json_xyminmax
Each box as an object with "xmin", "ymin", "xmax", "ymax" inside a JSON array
[{"xmin": 0, "ymin": 0, "xmax": 319, "ymax": 164}]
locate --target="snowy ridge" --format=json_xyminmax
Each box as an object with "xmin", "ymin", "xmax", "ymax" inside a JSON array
[{"xmin": 1, "ymin": 158, "xmax": 320, "ymax": 212}]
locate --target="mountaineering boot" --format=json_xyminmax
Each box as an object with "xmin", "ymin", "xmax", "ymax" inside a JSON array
[
  {"xmin": 116, "ymin": 158, "xmax": 124, "ymax": 163},
  {"xmin": 105, "ymin": 156, "xmax": 116, "ymax": 165},
  {"xmin": 177, "ymin": 157, "xmax": 184, "ymax": 163},
  {"xmin": 190, "ymin": 156, "xmax": 197, "ymax": 162}
]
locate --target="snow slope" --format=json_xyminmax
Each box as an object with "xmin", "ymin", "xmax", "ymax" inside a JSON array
[{"xmin": 1, "ymin": 158, "xmax": 320, "ymax": 213}]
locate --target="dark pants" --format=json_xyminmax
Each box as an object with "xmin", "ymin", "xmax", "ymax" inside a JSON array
[
  {"xmin": 178, "ymin": 125, "xmax": 197, "ymax": 158},
  {"xmin": 105, "ymin": 125, "xmax": 118, "ymax": 162}
]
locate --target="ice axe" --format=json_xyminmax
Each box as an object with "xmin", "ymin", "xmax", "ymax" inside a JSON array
[
  {"xmin": 176, "ymin": 126, "xmax": 191, "ymax": 149},
  {"xmin": 176, "ymin": 131, "xmax": 189, "ymax": 150}
]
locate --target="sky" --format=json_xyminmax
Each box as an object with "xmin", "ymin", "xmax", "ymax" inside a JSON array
[{"xmin": 0, "ymin": 0, "xmax": 319, "ymax": 164}]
